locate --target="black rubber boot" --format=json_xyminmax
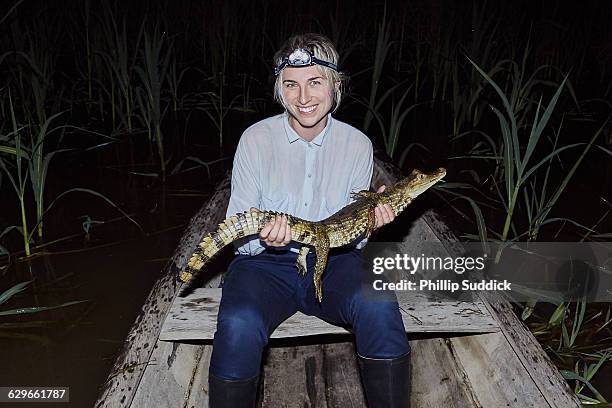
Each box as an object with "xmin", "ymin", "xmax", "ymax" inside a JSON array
[
  {"xmin": 357, "ymin": 352, "xmax": 411, "ymax": 408},
  {"xmin": 209, "ymin": 372, "xmax": 259, "ymax": 408}
]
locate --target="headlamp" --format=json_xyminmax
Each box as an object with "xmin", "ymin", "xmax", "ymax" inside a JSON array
[{"xmin": 274, "ymin": 48, "xmax": 338, "ymax": 76}]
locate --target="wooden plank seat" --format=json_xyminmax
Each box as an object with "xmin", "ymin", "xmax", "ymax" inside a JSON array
[{"xmin": 160, "ymin": 288, "xmax": 500, "ymax": 342}]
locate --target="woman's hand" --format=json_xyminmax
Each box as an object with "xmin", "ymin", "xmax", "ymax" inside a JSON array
[
  {"xmin": 373, "ymin": 185, "xmax": 395, "ymax": 230},
  {"xmin": 251, "ymin": 207, "xmax": 292, "ymax": 247}
]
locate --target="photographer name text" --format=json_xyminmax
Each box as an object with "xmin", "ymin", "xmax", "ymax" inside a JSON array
[{"xmin": 372, "ymin": 279, "xmax": 511, "ymax": 292}]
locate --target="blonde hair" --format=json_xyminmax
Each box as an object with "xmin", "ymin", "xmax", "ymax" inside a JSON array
[{"xmin": 273, "ymin": 33, "xmax": 346, "ymax": 113}]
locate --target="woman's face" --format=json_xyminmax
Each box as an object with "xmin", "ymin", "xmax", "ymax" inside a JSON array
[{"xmin": 281, "ymin": 65, "xmax": 337, "ymax": 140}]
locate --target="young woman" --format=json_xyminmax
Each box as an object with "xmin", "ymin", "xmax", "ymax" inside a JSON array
[{"xmin": 209, "ymin": 33, "xmax": 411, "ymax": 408}]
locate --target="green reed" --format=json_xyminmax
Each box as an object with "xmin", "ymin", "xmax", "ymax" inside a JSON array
[
  {"xmin": 469, "ymin": 58, "xmax": 609, "ymax": 244},
  {"xmin": 0, "ymin": 280, "xmax": 88, "ymax": 344},
  {"xmin": 529, "ymin": 300, "xmax": 612, "ymax": 404},
  {"xmin": 194, "ymin": 73, "xmax": 242, "ymax": 153},
  {"xmin": 0, "ymin": 90, "xmax": 31, "ymax": 255},
  {"xmin": 8, "ymin": 21, "xmax": 67, "ymax": 243},
  {"xmin": 64, "ymin": 0, "xmax": 94, "ymax": 105},
  {"xmin": 359, "ymin": 80, "xmax": 429, "ymax": 160},
  {"xmin": 362, "ymin": 6, "xmax": 392, "ymax": 133},
  {"xmin": 0, "ymin": 89, "xmax": 131, "ymax": 256},
  {"xmin": 463, "ymin": 58, "xmax": 611, "ymax": 403},
  {"xmin": 166, "ymin": 51, "xmax": 188, "ymax": 113},
  {"xmin": 97, "ymin": 4, "xmax": 144, "ymax": 133},
  {"xmin": 135, "ymin": 28, "xmax": 172, "ymax": 175},
  {"xmin": 0, "ymin": 280, "xmax": 87, "ymax": 318}
]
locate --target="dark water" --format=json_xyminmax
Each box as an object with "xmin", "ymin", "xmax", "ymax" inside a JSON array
[{"xmin": 0, "ymin": 138, "xmax": 227, "ymax": 407}]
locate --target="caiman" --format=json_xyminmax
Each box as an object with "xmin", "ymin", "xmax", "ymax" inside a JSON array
[{"xmin": 179, "ymin": 167, "xmax": 446, "ymax": 302}]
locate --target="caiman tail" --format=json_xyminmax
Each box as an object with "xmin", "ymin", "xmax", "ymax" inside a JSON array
[{"xmin": 179, "ymin": 211, "xmax": 311, "ymax": 284}]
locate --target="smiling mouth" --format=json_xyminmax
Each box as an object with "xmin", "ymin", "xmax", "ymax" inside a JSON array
[{"xmin": 297, "ymin": 105, "xmax": 317, "ymax": 114}]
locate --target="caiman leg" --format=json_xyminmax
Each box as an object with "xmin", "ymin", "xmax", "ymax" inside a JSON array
[
  {"xmin": 313, "ymin": 227, "xmax": 330, "ymax": 303},
  {"xmin": 296, "ymin": 246, "xmax": 310, "ymax": 276},
  {"xmin": 366, "ymin": 208, "xmax": 376, "ymax": 238},
  {"xmin": 350, "ymin": 191, "xmax": 377, "ymax": 239}
]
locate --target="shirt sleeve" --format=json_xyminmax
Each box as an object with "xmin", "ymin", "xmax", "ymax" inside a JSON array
[
  {"xmin": 226, "ymin": 135, "xmax": 266, "ymax": 256},
  {"xmin": 352, "ymin": 138, "xmax": 374, "ymax": 249}
]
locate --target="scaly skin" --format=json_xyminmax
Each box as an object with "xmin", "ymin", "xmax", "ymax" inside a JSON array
[{"xmin": 179, "ymin": 167, "xmax": 446, "ymax": 302}]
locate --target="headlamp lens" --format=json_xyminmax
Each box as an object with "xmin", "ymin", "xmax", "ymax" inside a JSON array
[
  {"xmin": 288, "ymin": 48, "xmax": 312, "ymax": 66},
  {"xmin": 274, "ymin": 48, "xmax": 338, "ymax": 76}
]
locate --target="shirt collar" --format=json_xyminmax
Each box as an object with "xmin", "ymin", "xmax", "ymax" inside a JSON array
[{"xmin": 283, "ymin": 112, "xmax": 333, "ymax": 146}]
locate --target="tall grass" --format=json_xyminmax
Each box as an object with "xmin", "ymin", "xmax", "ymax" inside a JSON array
[
  {"xmin": 531, "ymin": 298, "xmax": 612, "ymax": 404},
  {"xmin": 469, "ymin": 58, "xmax": 609, "ymax": 244},
  {"xmin": 0, "ymin": 90, "xmax": 31, "ymax": 255},
  {"xmin": 0, "ymin": 88, "xmax": 139, "ymax": 256},
  {"xmin": 362, "ymin": 6, "xmax": 392, "ymax": 133},
  {"xmin": 166, "ymin": 50, "xmax": 188, "ymax": 113},
  {"xmin": 358, "ymin": 80, "xmax": 430, "ymax": 160},
  {"xmin": 97, "ymin": 4, "xmax": 144, "ymax": 133},
  {"xmin": 8, "ymin": 20, "xmax": 66, "ymax": 242},
  {"xmin": 135, "ymin": 27, "xmax": 172, "ymax": 175}
]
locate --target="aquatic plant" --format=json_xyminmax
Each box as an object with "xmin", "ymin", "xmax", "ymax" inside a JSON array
[
  {"xmin": 0, "ymin": 280, "xmax": 87, "ymax": 317},
  {"xmin": 362, "ymin": 6, "xmax": 392, "ymax": 134},
  {"xmin": 468, "ymin": 58, "xmax": 609, "ymax": 244},
  {"xmin": 356, "ymin": 80, "xmax": 430, "ymax": 161},
  {"xmin": 135, "ymin": 27, "xmax": 172, "ymax": 175},
  {"xmin": 97, "ymin": 3, "xmax": 144, "ymax": 133},
  {"xmin": 0, "ymin": 90, "xmax": 31, "ymax": 255},
  {"xmin": 529, "ymin": 299, "xmax": 612, "ymax": 404},
  {"xmin": 0, "ymin": 280, "xmax": 88, "ymax": 344}
]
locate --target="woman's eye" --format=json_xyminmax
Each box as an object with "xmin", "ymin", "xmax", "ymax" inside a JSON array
[{"xmin": 310, "ymin": 81, "xmax": 321, "ymax": 86}]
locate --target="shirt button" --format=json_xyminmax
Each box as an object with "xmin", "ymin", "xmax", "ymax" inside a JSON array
[
  {"xmin": 304, "ymin": 203, "xmax": 308, "ymax": 207},
  {"xmin": 307, "ymin": 173, "xmax": 312, "ymax": 178},
  {"xmin": 308, "ymin": 143, "xmax": 312, "ymax": 148}
]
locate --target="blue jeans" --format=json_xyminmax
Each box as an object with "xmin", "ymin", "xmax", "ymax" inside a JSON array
[{"xmin": 209, "ymin": 248, "xmax": 410, "ymax": 380}]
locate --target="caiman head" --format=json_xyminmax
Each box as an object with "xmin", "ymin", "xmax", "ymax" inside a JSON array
[{"xmin": 382, "ymin": 167, "xmax": 446, "ymax": 214}]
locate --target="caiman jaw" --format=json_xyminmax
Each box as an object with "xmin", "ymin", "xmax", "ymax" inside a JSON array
[
  {"xmin": 386, "ymin": 167, "xmax": 446, "ymax": 214},
  {"xmin": 408, "ymin": 167, "xmax": 446, "ymax": 198}
]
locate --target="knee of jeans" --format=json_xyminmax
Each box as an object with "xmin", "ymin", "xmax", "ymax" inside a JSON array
[
  {"xmin": 352, "ymin": 294, "xmax": 403, "ymax": 328},
  {"xmin": 353, "ymin": 299, "xmax": 411, "ymax": 358},
  {"xmin": 216, "ymin": 306, "xmax": 269, "ymax": 349}
]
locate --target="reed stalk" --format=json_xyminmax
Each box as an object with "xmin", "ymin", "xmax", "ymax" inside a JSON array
[
  {"xmin": 166, "ymin": 51, "xmax": 188, "ymax": 113},
  {"xmin": 0, "ymin": 90, "xmax": 31, "ymax": 255},
  {"xmin": 135, "ymin": 28, "xmax": 172, "ymax": 175},
  {"xmin": 98, "ymin": 4, "xmax": 144, "ymax": 133},
  {"xmin": 363, "ymin": 5, "xmax": 392, "ymax": 133},
  {"xmin": 0, "ymin": 280, "xmax": 87, "ymax": 317},
  {"xmin": 356, "ymin": 79, "xmax": 429, "ymax": 161},
  {"xmin": 195, "ymin": 76, "xmax": 241, "ymax": 153},
  {"xmin": 10, "ymin": 22, "xmax": 67, "ymax": 242},
  {"xmin": 83, "ymin": 0, "xmax": 93, "ymax": 102},
  {"xmin": 474, "ymin": 57, "xmax": 609, "ymax": 245}
]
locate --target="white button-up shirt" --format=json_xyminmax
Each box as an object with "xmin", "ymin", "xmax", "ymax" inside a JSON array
[{"xmin": 226, "ymin": 112, "xmax": 373, "ymax": 255}]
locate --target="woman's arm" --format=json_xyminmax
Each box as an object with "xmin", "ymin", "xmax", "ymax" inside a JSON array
[{"xmin": 226, "ymin": 136, "xmax": 267, "ymax": 255}]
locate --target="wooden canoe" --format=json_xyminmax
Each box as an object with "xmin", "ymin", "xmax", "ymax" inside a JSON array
[{"xmin": 94, "ymin": 155, "xmax": 581, "ymax": 407}]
